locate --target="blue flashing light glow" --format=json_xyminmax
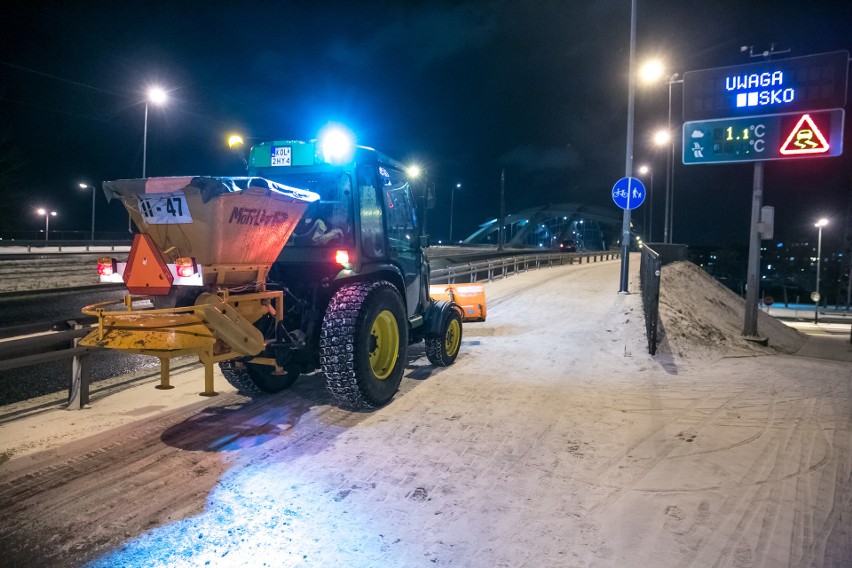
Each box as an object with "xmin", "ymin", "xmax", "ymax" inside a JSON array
[
  {"xmin": 776, "ymin": 242, "xmax": 783, "ymax": 247},
  {"xmin": 318, "ymin": 124, "xmax": 356, "ymax": 165}
]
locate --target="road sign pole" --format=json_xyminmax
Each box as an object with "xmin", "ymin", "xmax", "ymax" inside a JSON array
[
  {"xmin": 619, "ymin": 0, "xmax": 637, "ymax": 294},
  {"xmin": 743, "ymin": 161, "xmax": 763, "ymax": 337}
]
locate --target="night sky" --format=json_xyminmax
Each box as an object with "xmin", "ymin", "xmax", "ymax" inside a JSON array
[{"xmin": 1, "ymin": 1, "xmax": 850, "ymax": 248}]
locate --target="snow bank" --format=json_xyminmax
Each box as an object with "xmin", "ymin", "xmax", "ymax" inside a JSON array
[{"xmin": 657, "ymin": 261, "xmax": 805, "ymax": 359}]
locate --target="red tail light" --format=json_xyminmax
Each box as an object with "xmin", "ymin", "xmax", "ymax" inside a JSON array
[
  {"xmin": 175, "ymin": 257, "xmax": 197, "ymax": 277},
  {"xmin": 335, "ymin": 250, "xmax": 350, "ymax": 265},
  {"xmin": 97, "ymin": 257, "xmax": 117, "ymax": 276}
]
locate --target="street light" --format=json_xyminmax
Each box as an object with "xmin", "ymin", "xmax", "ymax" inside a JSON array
[
  {"xmin": 651, "ymin": 129, "xmax": 672, "ymax": 243},
  {"xmin": 639, "ymin": 59, "xmax": 665, "ymax": 83},
  {"xmin": 406, "ymin": 165, "xmax": 422, "ymax": 179},
  {"xmin": 227, "ymin": 134, "xmax": 248, "ymax": 167},
  {"xmin": 143, "ymin": 86, "xmax": 168, "ymax": 177},
  {"xmin": 78, "ymin": 183, "xmax": 97, "ymax": 240},
  {"xmin": 637, "ymin": 165, "xmax": 653, "ymax": 241},
  {"xmin": 449, "ymin": 183, "xmax": 461, "ymax": 243},
  {"xmin": 642, "ymin": 62, "xmax": 683, "ymax": 244},
  {"xmin": 664, "ymin": 73, "xmax": 683, "ymax": 243},
  {"xmin": 227, "ymin": 134, "xmax": 244, "ymax": 149},
  {"xmin": 653, "ymin": 129, "xmax": 671, "ymax": 147},
  {"xmin": 654, "ymin": 122, "xmax": 674, "ymax": 243},
  {"xmin": 814, "ymin": 218, "xmax": 829, "ymax": 324},
  {"xmin": 36, "ymin": 208, "xmax": 57, "ymax": 241}
]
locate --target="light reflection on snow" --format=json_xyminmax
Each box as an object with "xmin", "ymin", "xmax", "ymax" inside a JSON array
[{"xmin": 90, "ymin": 420, "xmax": 398, "ymax": 567}]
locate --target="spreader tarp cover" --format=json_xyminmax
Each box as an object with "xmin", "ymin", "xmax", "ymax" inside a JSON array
[{"xmin": 102, "ymin": 176, "xmax": 319, "ymax": 204}]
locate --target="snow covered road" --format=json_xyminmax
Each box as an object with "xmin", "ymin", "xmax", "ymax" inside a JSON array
[{"xmin": 0, "ymin": 257, "xmax": 849, "ymax": 567}]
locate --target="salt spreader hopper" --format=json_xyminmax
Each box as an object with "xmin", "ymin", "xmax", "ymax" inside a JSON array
[{"xmin": 80, "ymin": 176, "xmax": 319, "ymax": 396}]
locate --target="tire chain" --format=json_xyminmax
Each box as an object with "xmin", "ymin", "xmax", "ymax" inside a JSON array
[
  {"xmin": 218, "ymin": 360, "xmax": 264, "ymax": 397},
  {"xmin": 425, "ymin": 334, "xmax": 447, "ymax": 366},
  {"xmin": 320, "ymin": 281, "xmax": 394, "ymax": 409}
]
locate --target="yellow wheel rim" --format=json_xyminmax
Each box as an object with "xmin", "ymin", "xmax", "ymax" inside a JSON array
[
  {"xmin": 445, "ymin": 317, "xmax": 461, "ymax": 357},
  {"xmin": 369, "ymin": 310, "xmax": 399, "ymax": 380}
]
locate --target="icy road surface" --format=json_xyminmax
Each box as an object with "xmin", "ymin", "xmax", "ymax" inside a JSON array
[{"xmin": 0, "ymin": 257, "xmax": 849, "ymax": 567}]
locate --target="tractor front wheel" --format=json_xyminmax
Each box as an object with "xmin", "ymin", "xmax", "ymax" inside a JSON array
[
  {"xmin": 321, "ymin": 281, "xmax": 408, "ymax": 409},
  {"xmin": 426, "ymin": 308, "xmax": 462, "ymax": 366}
]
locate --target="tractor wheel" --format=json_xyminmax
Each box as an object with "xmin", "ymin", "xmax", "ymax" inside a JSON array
[
  {"xmin": 426, "ymin": 308, "xmax": 462, "ymax": 366},
  {"xmin": 219, "ymin": 360, "xmax": 299, "ymax": 396},
  {"xmin": 321, "ymin": 281, "xmax": 408, "ymax": 409}
]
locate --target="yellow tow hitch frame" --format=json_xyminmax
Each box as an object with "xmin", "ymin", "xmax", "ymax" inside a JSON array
[{"xmin": 80, "ymin": 289, "xmax": 283, "ymax": 396}]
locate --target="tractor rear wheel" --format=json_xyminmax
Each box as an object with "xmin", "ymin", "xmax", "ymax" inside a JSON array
[
  {"xmin": 321, "ymin": 281, "xmax": 408, "ymax": 409},
  {"xmin": 219, "ymin": 360, "xmax": 299, "ymax": 396},
  {"xmin": 426, "ymin": 308, "xmax": 462, "ymax": 366}
]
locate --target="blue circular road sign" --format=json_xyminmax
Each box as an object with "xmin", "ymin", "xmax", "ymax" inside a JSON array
[{"xmin": 611, "ymin": 177, "xmax": 646, "ymax": 210}]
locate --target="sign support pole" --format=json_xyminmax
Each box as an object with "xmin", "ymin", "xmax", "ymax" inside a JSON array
[
  {"xmin": 619, "ymin": 0, "xmax": 637, "ymax": 294},
  {"xmin": 743, "ymin": 161, "xmax": 763, "ymax": 337}
]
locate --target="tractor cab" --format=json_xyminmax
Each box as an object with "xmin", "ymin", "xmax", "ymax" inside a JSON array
[{"xmin": 247, "ymin": 136, "xmax": 431, "ymax": 321}]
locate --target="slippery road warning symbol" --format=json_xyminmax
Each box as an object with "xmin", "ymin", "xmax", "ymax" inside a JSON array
[{"xmin": 780, "ymin": 114, "xmax": 830, "ymax": 155}]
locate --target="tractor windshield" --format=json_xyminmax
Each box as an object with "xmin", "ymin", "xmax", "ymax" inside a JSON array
[{"xmin": 277, "ymin": 171, "xmax": 354, "ymax": 248}]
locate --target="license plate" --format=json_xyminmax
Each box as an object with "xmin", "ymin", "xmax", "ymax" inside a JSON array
[
  {"xmin": 136, "ymin": 191, "xmax": 192, "ymax": 224},
  {"xmin": 270, "ymin": 145, "xmax": 292, "ymax": 166}
]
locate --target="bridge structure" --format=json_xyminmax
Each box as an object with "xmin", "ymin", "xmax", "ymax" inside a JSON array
[{"xmin": 463, "ymin": 202, "xmax": 623, "ymax": 250}]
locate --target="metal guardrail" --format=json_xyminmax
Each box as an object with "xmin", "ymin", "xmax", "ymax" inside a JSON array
[
  {"xmin": 639, "ymin": 245, "xmax": 662, "ymax": 356},
  {"xmin": 0, "ymin": 240, "xmax": 131, "ymax": 254},
  {"xmin": 0, "ymin": 250, "xmax": 620, "ymax": 409},
  {"xmin": 431, "ymin": 251, "xmax": 621, "ymax": 284},
  {"xmin": 0, "ymin": 322, "xmax": 92, "ymax": 409}
]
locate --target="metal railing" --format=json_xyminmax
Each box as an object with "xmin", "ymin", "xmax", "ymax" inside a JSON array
[
  {"xmin": 0, "ymin": 240, "xmax": 131, "ymax": 253},
  {"xmin": 0, "ymin": 322, "xmax": 93, "ymax": 410},
  {"xmin": 639, "ymin": 245, "xmax": 662, "ymax": 355},
  {"xmin": 431, "ymin": 251, "xmax": 620, "ymax": 284},
  {"xmin": 0, "ymin": 250, "xmax": 621, "ymax": 409}
]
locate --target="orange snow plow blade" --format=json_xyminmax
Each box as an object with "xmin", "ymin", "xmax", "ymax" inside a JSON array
[{"xmin": 430, "ymin": 284, "xmax": 487, "ymax": 322}]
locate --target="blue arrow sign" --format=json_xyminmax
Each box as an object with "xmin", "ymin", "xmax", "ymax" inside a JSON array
[{"xmin": 611, "ymin": 177, "xmax": 646, "ymax": 210}]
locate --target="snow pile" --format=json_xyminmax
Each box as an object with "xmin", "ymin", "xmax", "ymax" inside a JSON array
[{"xmin": 657, "ymin": 261, "xmax": 805, "ymax": 359}]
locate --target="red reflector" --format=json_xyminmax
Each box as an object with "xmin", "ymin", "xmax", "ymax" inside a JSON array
[
  {"xmin": 97, "ymin": 257, "xmax": 116, "ymax": 276},
  {"xmin": 175, "ymin": 257, "xmax": 197, "ymax": 277},
  {"xmin": 123, "ymin": 233, "xmax": 173, "ymax": 295},
  {"xmin": 335, "ymin": 250, "xmax": 350, "ymax": 265}
]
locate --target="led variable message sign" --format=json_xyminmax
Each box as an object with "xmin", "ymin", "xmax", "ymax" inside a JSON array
[
  {"xmin": 682, "ymin": 109, "xmax": 845, "ymax": 164},
  {"xmin": 683, "ymin": 51, "xmax": 849, "ymax": 121}
]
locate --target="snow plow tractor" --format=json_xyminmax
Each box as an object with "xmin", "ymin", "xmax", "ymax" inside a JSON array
[{"xmin": 81, "ymin": 136, "xmax": 469, "ymax": 409}]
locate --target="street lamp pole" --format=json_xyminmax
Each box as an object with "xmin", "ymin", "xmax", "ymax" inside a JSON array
[
  {"xmin": 143, "ymin": 101, "xmax": 149, "ymax": 177},
  {"xmin": 37, "ymin": 208, "xmax": 57, "ymax": 241},
  {"xmin": 79, "ymin": 183, "xmax": 96, "ymax": 240},
  {"xmin": 142, "ymin": 87, "xmax": 167, "ymax": 178},
  {"xmin": 618, "ymin": 0, "xmax": 637, "ymax": 294},
  {"xmin": 814, "ymin": 218, "xmax": 828, "ymax": 324},
  {"xmin": 663, "ymin": 74, "xmax": 683, "ymax": 244},
  {"xmin": 638, "ymin": 165, "xmax": 653, "ymax": 241},
  {"xmin": 449, "ymin": 183, "xmax": 461, "ymax": 243}
]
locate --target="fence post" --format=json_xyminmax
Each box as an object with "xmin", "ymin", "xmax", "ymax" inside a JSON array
[{"xmin": 67, "ymin": 322, "xmax": 91, "ymax": 410}]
